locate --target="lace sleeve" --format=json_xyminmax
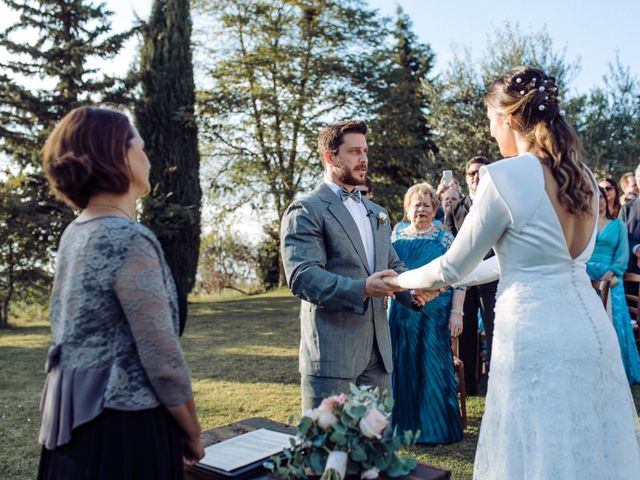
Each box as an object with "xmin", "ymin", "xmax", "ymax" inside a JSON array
[{"xmin": 114, "ymin": 232, "xmax": 193, "ymax": 407}]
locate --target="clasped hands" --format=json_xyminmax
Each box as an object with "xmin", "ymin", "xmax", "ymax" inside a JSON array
[{"xmin": 364, "ymin": 269, "xmax": 444, "ymax": 306}]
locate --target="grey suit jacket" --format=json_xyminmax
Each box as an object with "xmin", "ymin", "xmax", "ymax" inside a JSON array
[
  {"xmin": 619, "ymin": 197, "xmax": 640, "ymax": 273},
  {"xmin": 280, "ymin": 182, "xmax": 406, "ymax": 378}
]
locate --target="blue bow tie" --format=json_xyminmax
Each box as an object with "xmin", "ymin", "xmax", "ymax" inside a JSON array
[{"xmin": 339, "ymin": 187, "xmax": 362, "ymax": 203}]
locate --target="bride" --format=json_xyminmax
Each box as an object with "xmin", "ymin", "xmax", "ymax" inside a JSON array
[{"xmin": 384, "ymin": 66, "xmax": 640, "ymax": 479}]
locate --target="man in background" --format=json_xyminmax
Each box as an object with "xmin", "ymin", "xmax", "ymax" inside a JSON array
[{"xmin": 444, "ymin": 155, "xmax": 496, "ymax": 395}]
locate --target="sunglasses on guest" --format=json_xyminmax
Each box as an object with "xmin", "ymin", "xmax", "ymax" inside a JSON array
[{"xmin": 358, "ymin": 188, "xmax": 371, "ymax": 197}]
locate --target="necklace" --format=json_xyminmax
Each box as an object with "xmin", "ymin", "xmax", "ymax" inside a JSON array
[
  {"xmin": 408, "ymin": 223, "xmax": 434, "ymax": 235},
  {"xmin": 87, "ymin": 203, "xmax": 135, "ymax": 221}
]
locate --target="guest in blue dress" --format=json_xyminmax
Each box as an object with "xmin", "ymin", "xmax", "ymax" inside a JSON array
[
  {"xmin": 388, "ymin": 183, "xmax": 465, "ymax": 444},
  {"xmin": 587, "ymin": 186, "xmax": 640, "ymax": 384}
]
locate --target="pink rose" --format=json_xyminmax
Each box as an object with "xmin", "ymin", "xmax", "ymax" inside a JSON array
[
  {"xmin": 358, "ymin": 407, "xmax": 388, "ymax": 439},
  {"xmin": 319, "ymin": 393, "xmax": 346, "ymax": 412},
  {"xmin": 317, "ymin": 410, "xmax": 338, "ymax": 430}
]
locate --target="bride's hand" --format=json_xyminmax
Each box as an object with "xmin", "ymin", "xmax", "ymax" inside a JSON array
[{"xmin": 382, "ymin": 273, "xmax": 402, "ymax": 290}]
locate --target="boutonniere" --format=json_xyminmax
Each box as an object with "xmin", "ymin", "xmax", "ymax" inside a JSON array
[{"xmin": 368, "ymin": 210, "xmax": 388, "ymax": 229}]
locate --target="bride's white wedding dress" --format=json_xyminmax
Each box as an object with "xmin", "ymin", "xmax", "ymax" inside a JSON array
[{"xmin": 398, "ymin": 153, "xmax": 640, "ymax": 479}]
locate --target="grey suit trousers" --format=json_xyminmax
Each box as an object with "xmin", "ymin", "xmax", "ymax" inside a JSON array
[{"xmin": 300, "ymin": 341, "xmax": 391, "ymax": 412}]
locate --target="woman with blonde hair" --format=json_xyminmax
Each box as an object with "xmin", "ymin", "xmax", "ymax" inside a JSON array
[
  {"xmin": 384, "ymin": 66, "xmax": 640, "ymax": 478},
  {"xmin": 387, "ymin": 182, "xmax": 464, "ymax": 444}
]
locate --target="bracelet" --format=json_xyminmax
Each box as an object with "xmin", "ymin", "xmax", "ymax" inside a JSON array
[{"xmin": 450, "ymin": 309, "xmax": 464, "ymax": 317}]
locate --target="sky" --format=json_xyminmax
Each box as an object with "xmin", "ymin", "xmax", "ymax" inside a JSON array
[{"xmin": 0, "ymin": 0, "xmax": 637, "ymax": 93}]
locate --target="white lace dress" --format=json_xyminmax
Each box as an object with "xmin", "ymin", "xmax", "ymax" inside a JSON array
[{"xmin": 397, "ymin": 153, "xmax": 640, "ymax": 479}]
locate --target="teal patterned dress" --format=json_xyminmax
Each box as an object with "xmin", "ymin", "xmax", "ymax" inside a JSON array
[
  {"xmin": 586, "ymin": 219, "xmax": 640, "ymax": 384},
  {"xmin": 388, "ymin": 227, "xmax": 463, "ymax": 444}
]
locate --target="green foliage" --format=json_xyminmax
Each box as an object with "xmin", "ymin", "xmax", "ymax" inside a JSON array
[
  {"xmin": 0, "ymin": 175, "xmax": 54, "ymax": 327},
  {"xmin": 196, "ymin": 227, "xmax": 256, "ymax": 295},
  {"xmin": 576, "ymin": 56, "xmax": 640, "ymax": 177},
  {"xmin": 0, "ymin": 0, "xmax": 133, "ymax": 327},
  {"xmin": 256, "ymin": 221, "xmax": 283, "ymax": 290},
  {"xmin": 427, "ymin": 22, "xmax": 582, "ymax": 179},
  {"xmin": 264, "ymin": 385, "xmax": 418, "ymax": 479},
  {"xmin": 136, "ymin": 0, "xmax": 202, "ymax": 294},
  {"xmin": 195, "ymin": 0, "xmax": 385, "ymax": 283},
  {"xmin": 364, "ymin": 7, "xmax": 438, "ymax": 220}
]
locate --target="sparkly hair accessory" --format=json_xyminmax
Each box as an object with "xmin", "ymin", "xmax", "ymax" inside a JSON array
[
  {"xmin": 515, "ymin": 77, "xmax": 522, "ymax": 84},
  {"xmin": 538, "ymin": 105, "xmax": 545, "ymax": 111}
]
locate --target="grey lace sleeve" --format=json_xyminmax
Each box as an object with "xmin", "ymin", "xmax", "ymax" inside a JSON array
[{"xmin": 114, "ymin": 233, "xmax": 193, "ymax": 407}]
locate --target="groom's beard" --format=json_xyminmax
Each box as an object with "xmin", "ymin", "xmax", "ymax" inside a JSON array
[{"xmin": 336, "ymin": 163, "xmax": 367, "ymax": 187}]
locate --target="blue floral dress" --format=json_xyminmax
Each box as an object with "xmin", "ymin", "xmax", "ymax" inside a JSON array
[
  {"xmin": 586, "ymin": 218, "xmax": 640, "ymax": 384},
  {"xmin": 388, "ymin": 226, "xmax": 463, "ymax": 444}
]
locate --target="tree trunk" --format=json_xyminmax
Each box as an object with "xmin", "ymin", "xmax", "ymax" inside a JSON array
[
  {"xmin": 0, "ymin": 263, "xmax": 12, "ymax": 329},
  {"xmin": 0, "ymin": 296, "xmax": 8, "ymax": 329}
]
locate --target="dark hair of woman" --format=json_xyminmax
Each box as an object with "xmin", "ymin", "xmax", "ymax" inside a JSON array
[
  {"xmin": 602, "ymin": 177, "xmax": 620, "ymax": 217},
  {"xmin": 485, "ymin": 66, "xmax": 593, "ymax": 217},
  {"xmin": 42, "ymin": 106, "xmax": 135, "ymax": 209},
  {"xmin": 598, "ymin": 186, "xmax": 613, "ymax": 220}
]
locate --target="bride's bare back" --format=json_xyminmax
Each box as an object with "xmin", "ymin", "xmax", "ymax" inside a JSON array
[{"xmin": 541, "ymin": 163, "xmax": 597, "ymax": 260}]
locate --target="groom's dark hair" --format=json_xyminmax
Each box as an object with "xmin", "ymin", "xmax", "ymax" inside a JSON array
[{"xmin": 318, "ymin": 119, "xmax": 367, "ymax": 157}]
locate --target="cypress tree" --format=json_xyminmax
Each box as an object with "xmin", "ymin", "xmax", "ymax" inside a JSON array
[
  {"xmin": 0, "ymin": 0, "xmax": 132, "ymax": 327},
  {"xmin": 135, "ymin": 0, "xmax": 202, "ymax": 294}
]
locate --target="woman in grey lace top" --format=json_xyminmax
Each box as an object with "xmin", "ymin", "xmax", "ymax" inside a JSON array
[{"xmin": 37, "ymin": 107, "xmax": 203, "ymax": 480}]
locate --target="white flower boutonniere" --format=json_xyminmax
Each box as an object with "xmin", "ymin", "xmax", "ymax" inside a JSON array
[{"xmin": 376, "ymin": 212, "xmax": 388, "ymax": 229}]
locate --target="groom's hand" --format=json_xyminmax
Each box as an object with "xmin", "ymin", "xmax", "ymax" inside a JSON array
[{"xmin": 365, "ymin": 270, "xmax": 398, "ymax": 298}]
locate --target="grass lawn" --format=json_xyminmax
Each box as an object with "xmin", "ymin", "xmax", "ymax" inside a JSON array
[{"xmin": 1, "ymin": 288, "xmax": 639, "ymax": 480}]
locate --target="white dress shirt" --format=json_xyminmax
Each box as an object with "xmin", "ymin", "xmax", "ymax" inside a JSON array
[{"xmin": 324, "ymin": 178, "xmax": 375, "ymax": 272}]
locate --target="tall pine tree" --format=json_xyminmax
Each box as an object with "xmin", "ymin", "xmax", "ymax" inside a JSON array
[
  {"xmin": 364, "ymin": 7, "xmax": 438, "ymax": 219},
  {"xmin": 0, "ymin": 0, "xmax": 132, "ymax": 327},
  {"xmin": 135, "ymin": 0, "xmax": 202, "ymax": 295}
]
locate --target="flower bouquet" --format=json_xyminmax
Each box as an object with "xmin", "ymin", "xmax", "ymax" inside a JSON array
[{"xmin": 265, "ymin": 384, "xmax": 419, "ymax": 480}]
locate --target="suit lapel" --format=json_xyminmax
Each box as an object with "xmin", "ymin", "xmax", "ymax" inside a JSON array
[
  {"xmin": 318, "ymin": 183, "xmax": 371, "ymax": 274},
  {"xmin": 363, "ymin": 200, "xmax": 385, "ymax": 272}
]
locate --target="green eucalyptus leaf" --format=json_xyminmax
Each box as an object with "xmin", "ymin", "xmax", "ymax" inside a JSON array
[
  {"xmin": 308, "ymin": 451, "xmax": 326, "ymax": 474},
  {"xmin": 351, "ymin": 446, "xmax": 367, "ymax": 462},
  {"xmin": 329, "ymin": 432, "xmax": 346, "ymax": 446},
  {"xmin": 348, "ymin": 404, "xmax": 366, "ymax": 418},
  {"xmin": 299, "ymin": 417, "xmax": 312, "ymax": 435}
]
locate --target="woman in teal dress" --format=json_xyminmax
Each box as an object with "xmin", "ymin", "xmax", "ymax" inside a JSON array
[
  {"xmin": 587, "ymin": 186, "xmax": 640, "ymax": 384},
  {"xmin": 388, "ymin": 183, "xmax": 464, "ymax": 444}
]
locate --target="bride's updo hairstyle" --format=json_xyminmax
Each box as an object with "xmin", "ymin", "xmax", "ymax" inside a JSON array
[
  {"xmin": 42, "ymin": 106, "xmax": 135, "ymax": 209},
  {"xmin": 485, "ymin": 66, "xmax": 593, "ymax": 217}
]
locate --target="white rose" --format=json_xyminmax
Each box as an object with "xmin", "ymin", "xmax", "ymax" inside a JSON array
[
  {"xmin": 361, "ymin": 467, "xmax": 380, "ymax": 479},
  {"xmin": 317, "ymin": 410, "xmax": 338, "ymax": 430},
  {"xmin": 303, "ymin": 408, "xmax": 320, "ymax": 421},
  {"xmin": 358, "ymin": 407, "xmax": 388, "ymax": 439}
]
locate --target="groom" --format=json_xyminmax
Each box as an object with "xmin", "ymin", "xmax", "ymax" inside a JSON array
[{"xmin": 281, "ymin": 120, "xmax": 406, "ymax": 411}]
